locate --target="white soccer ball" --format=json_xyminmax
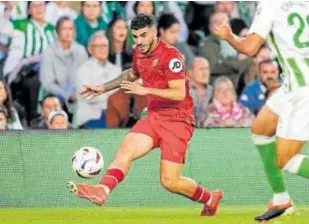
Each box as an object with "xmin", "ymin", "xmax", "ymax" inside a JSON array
[{"xmin": 72, "ymin": 146, "xmax": 104, "ymax": 179}]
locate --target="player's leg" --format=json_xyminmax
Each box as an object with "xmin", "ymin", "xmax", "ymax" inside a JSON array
[
  {"xmin": 278, "ymin": 138, "xmax": 309, "ymax": 178},
  {"xmin": 159, "ymin": 160, "xmax": 223, "ymax": 216},
  {"xmin": 68, "ymin": 118, "xmax": 157, "ymax": 205},
  {"xmin": 157, "ymin": 121, "xmax": 223, "ymax": 216},
  {"xmin": 251, "ymin": 105, "xmax": 290, "ymax": 205},
  {"xmin": 255, "ymin": 90, "xmax": 309, "ymax": 222}
]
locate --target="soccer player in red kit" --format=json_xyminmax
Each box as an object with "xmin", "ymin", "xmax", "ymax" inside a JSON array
[{"xmin": 67, "ymin": 14, "xmax": 223, "ymax": 216}]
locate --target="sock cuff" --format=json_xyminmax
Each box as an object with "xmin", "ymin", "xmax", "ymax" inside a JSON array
[
  {"xmin": 191, "ymin": 185, "xmax": 203, "ymax": 201},
  {"xmin": 106, "ymin": 168, "xmax": 125, "ymax": 183},
  {"xmin": 251, "ymin": 134, "xmax": 276, "ymax": 145},
  {"xmin": 283, "ymin": 154, "xmax": 306, "ymax": 174}
]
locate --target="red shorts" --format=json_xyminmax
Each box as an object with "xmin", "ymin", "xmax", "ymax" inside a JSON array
[{"xmin": 130, "ymin": 115, "xmax": 194, "ymax": 164}]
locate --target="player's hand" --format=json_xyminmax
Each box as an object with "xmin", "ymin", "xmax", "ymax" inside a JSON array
[
  {"xmin": 80, "ymin": 85, "xmax": 105, "ymax": 100},
  {"xmin": 213, "ymin": 22, "xmax": 232, "ymax": 40},
  {"xmin": 120, "ymin": 81, "xmax": 149, "ymax": 96}
]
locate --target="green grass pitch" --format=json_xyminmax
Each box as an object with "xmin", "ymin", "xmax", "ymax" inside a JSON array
[{"xmin": 0, "ymin": 206, "xmax": 308, "ymax": 224}]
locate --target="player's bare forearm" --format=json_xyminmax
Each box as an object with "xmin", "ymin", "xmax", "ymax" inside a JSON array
[
  {"xmin": 226, "ymin": 33, "xmax": 265, "ymax": 56},
  {"xmin": 102, "ymin": 69, "xmax": 139, "ymax": 92}
]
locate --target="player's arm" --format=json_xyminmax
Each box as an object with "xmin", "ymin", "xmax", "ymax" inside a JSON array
[
  {"xmin": 147, "ymin": 79, "xmax": 186, "ymax": 101},
  {"xmin": 120, "ymin": 54, "xmax": 187, "ymax": 102},
  {"xmin": 102, "ymin": 69, "xmax": 139, "ymax": 92},
  {"xmin": 218, "ymin": 28, "xmax": 265, "ymax": 56},
  {"xmin": 213, "ymin": 0, "xmax": 278, "ymax": 56},
  {"xmin": 80, "ymin": 69, "xmax": 139, "ymax": 100}
]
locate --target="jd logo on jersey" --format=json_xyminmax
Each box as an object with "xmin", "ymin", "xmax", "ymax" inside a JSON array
[{"xmin": 169, "ymin": 58, "xmax": 183, "ymax": 73}]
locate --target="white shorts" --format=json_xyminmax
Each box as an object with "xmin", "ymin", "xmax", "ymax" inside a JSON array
[
  {"xmin": 267, "ymin": 87, "xmax": 309, "ymax": 141},
  {"xmin": 266, "ymin": 86, "xmax": 287, "ymax": 116}
]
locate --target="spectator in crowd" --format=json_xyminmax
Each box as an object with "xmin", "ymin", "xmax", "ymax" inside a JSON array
[
  {"xmin": 3, "ymin": 1, "xmax": 56, "ymax": 76},
  {"xmin": 157, "ymin": 13, "xmax": 194, "ymax": 68},
  {"xmin": 127, "ymin": 1, "xmax": 156, "ymax": 47},
  {"xmin": 214, "ymin": 1, "xmax": 256, "ymax": 26},
  {"xmin": 188, "ymin": 57, "xmax": 213, "ymax": 127},
  {"xmin": 30, "ymin": 94, "xmax": 62, "ymax": 129},
  {"xmin": 161, "ymin": 2, "xmax": 189, "ymax": 43},
  {"xmin": 133, "ymin": 1, "xmax": 156, "ymax": 16},
  {"xmin": 199, "ymin": 12, "xmax": 249, "ymax": 86},
  {"xmin": 75, "ymin": 31, "xmax": 121, "ymax": 128},
  {"xmin": 0, "ymin": 18, "xmax": 14, "ymax": 75},
  {"xmin": 0, "ymin": 80, "xmax": 22, "ymax": 129},
  {"xmin": 201, "ymin": 76, "xmax": 255, "ymax": 128},
  {"xmin": 75, "ymin": 1, "xmax": 107, "ymax": 48},
  {"xmin": 0, "ymin": 1, "xmax": 27, "ymax": 21},
  {"xmin": 47, "ymin": 109, "xmax": 69, "ymax": 130},
  {"xmin": 240, "ymin": 59, "xmax": 280, "ymax": 115},
  {"xmin": 45, "ymin": 1, "xmax": 77, "ymax": 26},
  {"xmin": 40, "ymin": 16, "xmax": 88, "ymax": 114},
  {"xmin": 236, "ymin": 45, "xmax": 271, "ymax": 95},
  {"xmin": 0, "ymin": 104, "xmax": 8, "ymax": 130},
  {"xmin": 107, "ymin": 17, "xmax": 132, "ymax": 70},
  {"xmin": 101, "ymin": 2, "xmax": 125, "ymax": 26}
]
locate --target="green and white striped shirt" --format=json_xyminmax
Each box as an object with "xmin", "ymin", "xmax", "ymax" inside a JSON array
[
  {"xmin": 3, "ymin": 19, "xmax": 56, "ymax": 75},
  {"xmin": 249, "ymin": 1, "xmax": 309, "ymax": 91}
]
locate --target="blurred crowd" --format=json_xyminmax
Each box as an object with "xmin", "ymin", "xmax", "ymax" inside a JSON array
[{"xmin": 0, "ymin": 1, "xmax": 281, "ymax": 130}]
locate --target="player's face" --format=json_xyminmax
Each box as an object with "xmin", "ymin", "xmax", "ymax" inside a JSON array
[
  {"xmin": 112, "ymin": 19, "xmax": 128, "ymax": 43},
  {"xmin": 89, "ymin": 37, "xmax": 109, "ymax": 61},
  {"xmin": 160, "ymin": 23, "xmax": 180, "ymax": 45},
  {"xmin": 0, "ymin": 82, "xmax": 7, "ymax": 104},
  {"xmin": 42, "ymin": 98, "xmax": 61, "ymax": 120},
  {"xmin": 259, "ymin": 63, "xmax": 279, "ymax": 86},
  {"xmin": 58, "ymin": 20, "xmax": 75, "ymax": 43},
  {"xmin": 28, "ymin": 1, "xmax": 46, "ymax": 22},
  {"xmin": 215, "ymin": 81, "xmax": 235, "ymax": 106},
  {"xmin": 0, "ymin": 112, "xmax": 7, "ymax": 130},
  {"xmin": 132, "ymin": 26, "xmax": 157, "ymax": 54},
  {"xmin": 82, "ymin": 1, "xmax": 101, "ymax": 22},
  {"xmin": 136, "ymin": 1, "xmax": 154, "ymax": 15},
  {"xmin": 191, "ymin": 60, "xmax": 210, "ymax": 85},
  {"xmin": 49, "ymin": 115, "xmax": 68, "ymax": 130}
]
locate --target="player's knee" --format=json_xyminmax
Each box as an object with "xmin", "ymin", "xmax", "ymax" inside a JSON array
[
  {"xmin": 160, "ymin": 176, "xmax": 180, "ymax": 193},
  {"xmin": 251, "ymin": 121, "xmax": 269, "ymax": 136},
  {"xmin": 277, "ymin": 156, "xmax": 288, "ymax": 169}
]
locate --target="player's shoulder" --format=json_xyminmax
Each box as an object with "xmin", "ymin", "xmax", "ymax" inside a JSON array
[{"xmin": 160, "ymin": 40, "xmax": 182, "ymax": 58}]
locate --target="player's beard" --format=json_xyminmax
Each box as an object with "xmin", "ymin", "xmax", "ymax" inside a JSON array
[{"xmin": 141, "ymin": 39, "xmax": 155, "ymax": 54}]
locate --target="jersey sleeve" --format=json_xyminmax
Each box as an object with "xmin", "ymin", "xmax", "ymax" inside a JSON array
[
  {"xmin": 248, "ymin": 0, "xmax": 280, "ymax": 39},
  {"xmin": 163, "ymin": 50, "xmax": 186, "ymax": 81}
]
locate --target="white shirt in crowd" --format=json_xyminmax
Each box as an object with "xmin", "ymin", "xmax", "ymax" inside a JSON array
[
  {"xmin": 45, "ymin": 2, "xmax": 77, "ymax": 26},
  {"xmin": 75, "ymin": 58, "xmax": 121, "ymax": 126}
]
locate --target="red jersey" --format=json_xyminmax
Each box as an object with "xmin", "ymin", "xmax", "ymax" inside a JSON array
[{"xmin": 132, "ymin": 40, "xmax": 194, "ymax": 125}]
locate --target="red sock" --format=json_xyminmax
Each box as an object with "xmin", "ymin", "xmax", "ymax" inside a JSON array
[
  {"xmin": 99, "ymin": 169, "xmax": 125, "ymax": 193},
  {"xmin": 190, "ymin": 185, "xmax": 211, "ymax": 204}
]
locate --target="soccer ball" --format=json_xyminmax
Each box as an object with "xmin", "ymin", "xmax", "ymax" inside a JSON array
[{"xmin": 72, "ymin": 146, "xmax": 104, "ymax": 179}]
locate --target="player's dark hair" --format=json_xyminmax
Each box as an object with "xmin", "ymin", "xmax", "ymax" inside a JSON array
[
  {"xmin": 157, "ymin": 14, "xmax": 179, "ymax": 31},
  {"xmin": 55, "ymin": 16, "xmax": 73, "ymax": 35},
  {"xmin": 40, "ymin": 94, "xmax": 61, "ymax": 107},
  {"xmin": 130, "ymin": 14, "xmax": 157, "ymax": 30},
  {"xmin": 133, "ymin": 1, "xmax": 156, "ymax": 15},
  {"xmin": 259, "ymin": 59, "xmax": 278, "ymax": 70}
]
